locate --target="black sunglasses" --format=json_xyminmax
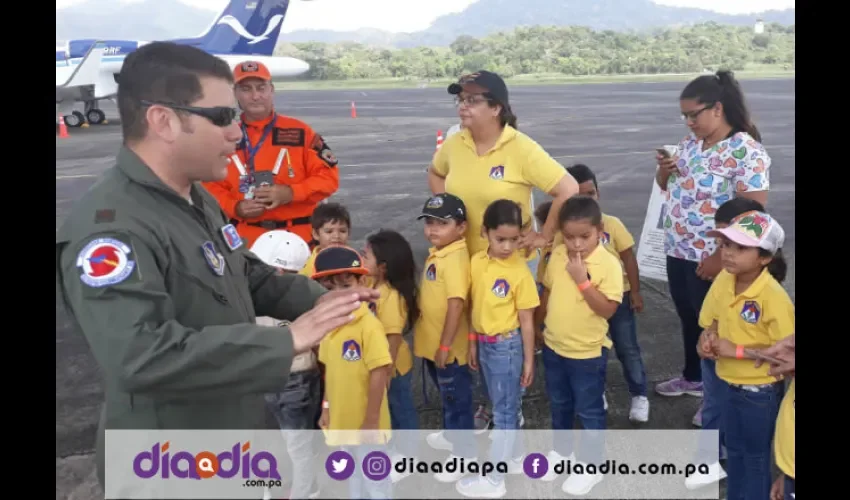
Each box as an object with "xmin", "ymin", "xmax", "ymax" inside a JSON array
[{"xmin": 140, "ymin": 100, "xmax": 238, "ymax": 127}]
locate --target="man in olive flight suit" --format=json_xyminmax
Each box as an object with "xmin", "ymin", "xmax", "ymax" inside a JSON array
[{"xmin": 55, "ymin": 42, "xmax": 377, "ymax": 496}]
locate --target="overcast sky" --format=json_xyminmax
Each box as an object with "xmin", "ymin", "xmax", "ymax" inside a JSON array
[{"xmin": 55, "ymin": 0, "xmax": 796, "ymax": 33}]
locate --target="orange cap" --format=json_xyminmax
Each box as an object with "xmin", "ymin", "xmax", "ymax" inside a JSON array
[{"xmin": 234, "ymin": 60, "xmax": 271, "ymax": 83}]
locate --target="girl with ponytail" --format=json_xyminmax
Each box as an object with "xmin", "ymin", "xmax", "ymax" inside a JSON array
[{"xmin": 653, "ymin": 70, "xmax": 773, "ymax": 471}]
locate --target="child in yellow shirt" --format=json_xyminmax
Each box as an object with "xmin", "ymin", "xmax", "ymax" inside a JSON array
[
  {"xmin": 697, "ymin": 211, "xmax": 793, "ymax": 500},
  {"xmin": 537, "ymin": 195, "xmax": 623, "ymax": 496},
  {"xmin": 299, "ymin": 202, "xmax": 351, "ymax": 277},
  {"xmin": 361, "ymin": 229, "xmax": 420, "ymax": 483},
  {"xmin": 414, "ymin": 193, "xmax": 478, "ymax": 482},
  {"xmin": 456, "ymin": 199, "xmax": 539, "ymax": 498},
  {"xmin": 313, "ymin": 246, "xmax": 393, "ymax": 499}
]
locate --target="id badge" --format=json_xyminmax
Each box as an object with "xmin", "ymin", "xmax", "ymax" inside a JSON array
[
  {"xmin": 254, "ymin": 171, "xmax": 274, "ymax": 187},
  {"xmin": 237, "ymin": 174, "xmax": 254, "ymax": 193}
]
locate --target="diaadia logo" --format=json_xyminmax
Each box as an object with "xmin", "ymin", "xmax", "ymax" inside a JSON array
[{"xmin": 133, "ymin": 441, "xmax": 281, "ymax": 480}]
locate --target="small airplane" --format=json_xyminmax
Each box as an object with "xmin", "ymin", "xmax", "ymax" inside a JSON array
[{"xmin": 56, "ymin": 0, "xmax": 311, "ymax": 128}]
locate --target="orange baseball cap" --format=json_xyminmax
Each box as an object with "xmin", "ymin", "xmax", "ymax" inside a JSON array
[{"xmin": 234, "ymin": 60, "xmax": 271, "ymax": 83}]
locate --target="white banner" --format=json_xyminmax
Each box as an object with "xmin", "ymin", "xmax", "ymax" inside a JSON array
[
  {"xmin": 104, "ymin": 429, "xmax": 719, "ymax": 499},
  {"xmin": 636, "ymin": 146, "xmax": 677, "ymax": 283}
]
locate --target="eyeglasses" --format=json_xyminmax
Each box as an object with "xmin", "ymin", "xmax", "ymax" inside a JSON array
[
  {"xmin": 681, "ymin": 104, "xmax": 713, "ymax": 122},
  {"xmin": 140, "ymin": 100, "xmax": 238, "ymax": 127},
  {"xmin": 454, "ymin": 94, "xmax": 490, "ymax": 108}
]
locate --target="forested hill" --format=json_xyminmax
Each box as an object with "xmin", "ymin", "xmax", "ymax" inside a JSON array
[{"xmin": 276, "ymin": 22, "xmax": 795, "ymax": 80}]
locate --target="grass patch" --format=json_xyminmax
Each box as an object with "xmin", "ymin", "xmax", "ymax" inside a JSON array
[{"xmin": 275, "ymin": 68, "xmax": 794, "ymax": 91}]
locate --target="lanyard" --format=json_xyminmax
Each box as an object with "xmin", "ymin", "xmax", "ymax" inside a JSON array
[{"xmin": 240, "ymin": 114, "xmax": 276, "ymax": 174}]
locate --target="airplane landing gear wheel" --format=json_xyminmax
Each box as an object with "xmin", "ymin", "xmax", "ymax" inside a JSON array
[
  {"xmin": 64, "ymin": 111, "xmax": 85, "ymax": 128},
  {"xmin": 86, "ymin": 108, "xmax": 106, "ymax": 125}
]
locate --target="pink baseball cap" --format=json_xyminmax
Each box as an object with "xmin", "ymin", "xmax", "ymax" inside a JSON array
[{"xmin": 706, "ymin": 210, "xmax": 785, "ymax": 254}]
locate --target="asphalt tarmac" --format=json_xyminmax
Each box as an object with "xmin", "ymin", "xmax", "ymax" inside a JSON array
[{"xmin": 55, "ymin": 78, "xmax": 795, "ymax": 500}]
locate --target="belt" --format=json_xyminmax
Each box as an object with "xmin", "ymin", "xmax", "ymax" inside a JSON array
[
  {"xmin": 476, "ymin": 328, "xmax": 520, "ymax": 344},
  {"xmin": 729, "ymin": 381, "xmax": 783, "ymax": 393},
  {"xmin": 234, "ymin": 216, "xmax": 312, "ymax": 230}
]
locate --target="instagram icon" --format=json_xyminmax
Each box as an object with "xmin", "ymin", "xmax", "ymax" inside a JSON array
[{"xmin": 362, "ymin": 451, "xmax": 391, "ymax": 481}]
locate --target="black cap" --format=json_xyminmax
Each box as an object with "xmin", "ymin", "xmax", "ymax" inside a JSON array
[
  {"xmin": 417, "ymin": 193, "xmax": 467, "ymax": 222},
  {"xmin": 311, "ymin": 246, "xmax": 369, "ymax": 280},
  {"xmin": 448, "ymin": 71, "xmax": 509, "ymax": 105}
]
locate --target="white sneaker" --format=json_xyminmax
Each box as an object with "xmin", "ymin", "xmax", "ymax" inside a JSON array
[
  {"xmin": 455, "ymin": 475, "xmax": 506, "ymax": 498},
  {"xmin": 562, "ymin": 465, "xmax": 604, "ymax": 496},
  {"xmin": 434, "ymin": 454, "xmax": 478, "ymax": 483},
  {"xmin": 540, "ymin": 450, "xmax": 574, "ymax": 482},
  {"xmin": 506, "ymin": 456, "xmax": 524, "ymax": 475},
  {"xmin": 390, "ymin": 453, "xmax": 412, "ymax": 484},
  {"xmin": 629, "ymin": 396, "xmax": 650, "ymax": 423},
  {"xmin": 426, "ymin": 431, "xmax": 454, "ymax": 452},
  {"xmin": 685, "ymin": 461, "xmax": 726, "ymax": 490}
]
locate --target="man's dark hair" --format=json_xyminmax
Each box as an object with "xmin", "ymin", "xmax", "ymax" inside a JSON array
[
  {"xmin": 117, "ymin": 42, "xmax": 234, "ymax": 143},
  {"xmin": 311, "ymin": 203, "xmax": 351, "ymax": 230}
]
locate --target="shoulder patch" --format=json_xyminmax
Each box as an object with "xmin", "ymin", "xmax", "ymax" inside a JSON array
[
  {"xmin": 76, "ymin": 236, "xmax": 138, "ymax": 288},
  {"xmin": 310, "ymin": 134, "xmax": 338, "ymax": 167},
  {"xmin": 272, "ymin": 128, "xmax": 305, "ymax": 147}
]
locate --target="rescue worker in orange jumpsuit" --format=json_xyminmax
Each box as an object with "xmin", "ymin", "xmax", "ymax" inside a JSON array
[{"xmin": 203, "ymin": 61, "xmax": 340, "ymax": 248}]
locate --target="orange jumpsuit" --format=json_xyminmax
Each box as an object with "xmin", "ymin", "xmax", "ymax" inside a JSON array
[{"xmin": 203, "ymin": 112, "xmax": 340, "ymax": 248}]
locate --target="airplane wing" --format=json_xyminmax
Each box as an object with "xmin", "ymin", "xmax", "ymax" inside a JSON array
[{"xmin": 57, "ymin": 41, "xmax": 106, "ymax": 89}]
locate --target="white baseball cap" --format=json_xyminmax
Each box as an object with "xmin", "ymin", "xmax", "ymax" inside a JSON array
[
  {"xmin": 706, "ymin": 210, "xmax": 785, "ymax": 254},
  {"xmin": 250, "ymin": 231, "xmax": 311, "ymax": 272}
]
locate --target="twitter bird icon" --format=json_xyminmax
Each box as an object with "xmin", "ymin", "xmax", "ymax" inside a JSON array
[{"xmin": 325, "ymin": 450, "xmax": 355, "ymax": 480}]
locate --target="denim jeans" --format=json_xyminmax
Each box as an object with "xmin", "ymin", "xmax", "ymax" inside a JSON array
[
  {"xmin": 264, "ymin": 369, "xmax": 321, "ymax": 499},
  {"xmin": 666, "ymin": 256, "xmax": 713, "ymax": 383},
  {"xmin": 607, "ymin": 293, "xmax": 647, "ymax": 397},
  {"xmin": 387, "ymin": 369, "xmax": 419, "ymax": 457},
  {"xmin": 424, "ymin": 359, "xmax": 476, "ymax": 458},
  {"xmin": 479, "ymin": 333, "xmax": 524, "ymax": 481},
  {"xmin": 696, "ymin": 359, "xmax": 727, "ymax": 463},
  {"xmin": 543, "ymin": 345, "xmax": 608, "ymax": 464},
  {"xmin": 724, "ymin": 382, "xmax": 783, "ymax": 500},
  {"xmin": 475, "ymin": 361, "xmax": 526, "ymax": 414},
  {"xmin": 343, "ymin": 444, "xmax": 393, "ymax": 499}
]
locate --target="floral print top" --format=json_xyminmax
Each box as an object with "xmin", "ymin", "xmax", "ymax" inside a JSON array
[{"xmin": 662, "ymin": 131, "xmax": 771, "ymax": 263}]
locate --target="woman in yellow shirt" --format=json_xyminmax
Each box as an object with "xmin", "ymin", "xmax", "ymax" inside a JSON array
[
  {"xmin": 698, "ymin": 211, "xmax": 793, "ymax": 500},
  {"xmin": 361, "ymin": 229, "xmax": 420, "ymax": 483}
]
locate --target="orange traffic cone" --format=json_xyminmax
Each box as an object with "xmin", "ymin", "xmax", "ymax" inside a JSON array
[
  {"xmin": 350, "ymin": 101, "xmax": 357, "ymax": 118},
  {"xmin": 58, "ymin": 114, "xmax": 69, "ymax": 138},
  {"xmin": 436, "ymin": 130, "xmax": 444, "ymax": 151}
]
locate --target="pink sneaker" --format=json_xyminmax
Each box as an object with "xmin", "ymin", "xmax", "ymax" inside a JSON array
[{"xmin": 655, "ymin": 377, "xmax": 704, "ymax": 397}]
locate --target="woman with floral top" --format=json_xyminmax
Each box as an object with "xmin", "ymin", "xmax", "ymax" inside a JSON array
[{"xmin": 654, "ymin": 70, "xmax": 771, "ymax": 484}]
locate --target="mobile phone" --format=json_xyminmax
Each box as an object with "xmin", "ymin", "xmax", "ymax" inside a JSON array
[
  {"xmin": 253, "ymin": 171, "xmax": 275, "ymax": 187},
  {"xmin": 744, "ymin": 348, "xmax": 783, "ymax": 365},
  {"xmin": 656, "ymin": 148, "xmax": 671, "ymax": 158}
]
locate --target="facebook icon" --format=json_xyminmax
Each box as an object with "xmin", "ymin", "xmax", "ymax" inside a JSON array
[{"xmin": 523, "ymin": 453, "xmax": 549, "ymax": 479}]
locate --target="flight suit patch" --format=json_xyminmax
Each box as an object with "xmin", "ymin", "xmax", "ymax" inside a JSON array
[
  {"xmin": 94, "ymin": 209, "xmax": 115, "ymax": 224},
  {"xmin": 221, "ymin": 224, "xmax": 244, "ymax": 251},
  {"xmin": 311, "ymin": 134, "xmax": 338, "ymax": 167},
  {"xmin": 202, "ymin": 241, "xmax": 226, "ymax": 276},
  {"xmin": 272, "ymin": 128, "xmax": 305, "ymax": 147},
  {"xmin": 76, "ymin": 236, "xmax": 138, "ymax": 288}
]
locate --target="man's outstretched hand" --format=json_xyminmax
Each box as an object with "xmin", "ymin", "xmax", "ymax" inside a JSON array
[{"xmin": 289, "ymin": 288, "xmax": 382, "ymax": 354}]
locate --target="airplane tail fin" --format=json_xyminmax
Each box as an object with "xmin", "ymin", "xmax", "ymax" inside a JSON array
[
  {"xmin": 58, "ymin": 41, "xmax": 106, "ymax": 88},
  {"xmin": 172, "ymin": 0, "xmax": 290, "ymax": 56}
]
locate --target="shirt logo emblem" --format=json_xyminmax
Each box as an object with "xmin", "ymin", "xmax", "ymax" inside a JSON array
[
  {"xmin": 492, "ymin": 279, "xmax": 509, "ymax": 298},
  {"xmin": 342, "ymin": 340, "xmax": 362, "ymax": 361},
  {"xmin": 489, "ymin": 166, "xmax": 504, "ymax": 180},
  {"xmin": 221, "ymin": 224, "xmax": 244, "ymax": 251},
  {"xmin": 600, "ymin": 232, "xmax": 611, "ymax": 245},
  {"xmin": 426, "ymin": 263, "xmax": 437, "ymax": 281},
  {"xmin": 740, "ymin": 300, "xmax": 761, "ymax": 324},
  {"xmin": 76, "ymin": 237, "xmax": 137, "ymax": 288},
  {"xmin": 202, "ymin": 241, "xmax": 226, "ymax": 276}
]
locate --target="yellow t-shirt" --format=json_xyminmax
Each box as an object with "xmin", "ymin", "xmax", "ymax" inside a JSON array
[
  {"xmin": 699, "ymin": 269, "xmax": 795, "ymax": 385},
  {"xmin": 432, "ymin": 126, "xmax": 567, "ymax": 256},
  {"xmin": 371, "ymin": 281, "xmax": 414, "ymax": 376},
  {"xmin": 414, "ymin": 238, "xmax": 470, "ymax": 365},
  {"xmin": 318, "ymin": 302, "xmax": 392, "ymax": 445},
  {"xmin": 299, "ymin": 247, "xmax": 320, "ymax": 277},
  {"xmin": 536, "ymin": 247, "xmax": 553, "ymax": 285},
  {"xmin": 469, "ymin": 250, "xmax": 540, "ymax": 335},
  {"xmin": 774, "ymin": 378, "xmax": 795, "ymax": 479},
  {"xmin": 551, "ymin": 212, "xmax": 634, "ymax": 292},
  {"xmin": 542, "ymin": 244, "xmax": 623, "ymax": 359}
]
